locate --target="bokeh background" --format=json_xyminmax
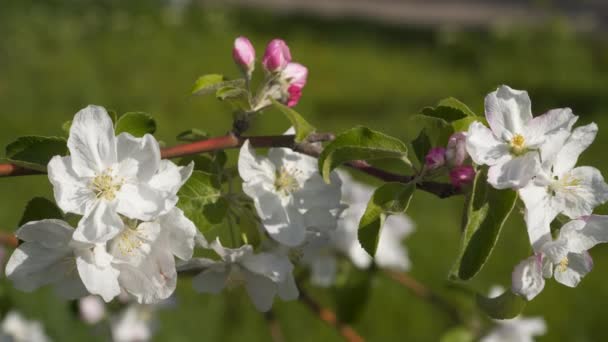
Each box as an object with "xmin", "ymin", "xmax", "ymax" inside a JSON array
[{"xmin": 1, "ymin": 0, "xmax": 608, "ymax": 340}]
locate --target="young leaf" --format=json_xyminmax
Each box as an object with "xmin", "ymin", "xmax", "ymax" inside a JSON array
[
  {"xmin": 409, "ymin": 115, "xmax": 454, "ymax": 147},
  {"xmin": 422, "ymin": 97, "xmax": 477, "ymax": 122},
  {"xmin": 450, "ymin": 168, "xmax": 518, "ymax": 280},
  {"xmin": 177, "ymin": 171, "xmax": 223, "ymax": 233},
  {"xmin": 216, "ymin": 86, "xmax": 250, "ymax": 111},
  {"xmin": 115, "ymin": 112, "xmax": 156, "ymax": 137},
  {"xmin": 477, "ymin": 290, "xmax": 526, "ymax": 320},
  {"xmin": 358, "ymin": 182, "xmax": 415, "ymax": 256},
  {"xmin": 5, "ymin": 136, "xmax": 68, "ymax": 171},
  {"xmin": 19, "ymin": 197, "xmax": 64, "ymax": 226},
  {"xmin": 271, "ymin": 99, "xmax": 315, "ymax": 143},
  {"xmin": 411, "ymin": 128, "xmax": 432, "ymax": 167},
  {"xmin": 333, "ymin": 262, "xmax": 373, "ymax": 323},
  {"xmin": 319, "ymin": 126, "xmax": 410, "ymax": 183},
  {"xmin": 176, "ymin": 128, "xmax": 209, "ymax": 142},
  {"xmin": 191, "ymin": 74, "xmax": 245, "ymax": 96}
]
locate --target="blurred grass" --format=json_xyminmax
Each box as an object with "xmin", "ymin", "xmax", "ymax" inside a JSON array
[{"xmin": 1, "ymin": 0, "xmax": 608, "ymax": 341}]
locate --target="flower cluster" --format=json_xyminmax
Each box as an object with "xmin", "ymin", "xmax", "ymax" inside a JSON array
[
  {"xmin": 6, "ymin": 106, "xmax": 197, "ymax": 303},
  {"xmin": 466, "ymin": 85, "xmax": 608, "ymax": 300},
  {"xmin": 424, "ymin": 131, "xmax": 476, "ymax": 189}
]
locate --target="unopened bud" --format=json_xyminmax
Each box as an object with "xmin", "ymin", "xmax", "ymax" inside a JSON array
[
  {"xmin": 449, "ymin": 165, "xmax": 475, "ymax": 188},
  {"xmin": 287, "ymin": 85, "xmax": 303, "ymax": 107},
  {"xmin": 232, "ymin": 36, "xmax": 255, "ymax": 74},
  {"xmin": 446, "ymin": 132, "xmax": 468, "ymax": 167},
  {"xmin": 262, "ymin": 39, "xmax": 292, "ymax": 72},
  {"xmin": 283, "ymin": 62, "xmax": 308, "ymax": 88},
  {"xmin": 425, "ymin": 147, "xmax": 446, "ymax": 170}
]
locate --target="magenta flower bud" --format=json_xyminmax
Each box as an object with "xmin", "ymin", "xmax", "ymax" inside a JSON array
[
  {"xmin": 232, "ymin": 36, "xmax": 255, "ymax": 74},
  {"xmin": 287, "ymin": 84, "xmax": 303, "ymax": 107},
  {"xmin": 262, "ymin": 39, "xmax": 292, "ymax": 72},
  {"xmin": 449, "ymin": 165, "xmax": 475, "ymax": 188},
  {"xmin": 425, "ymin": 147, "xmax": 446, "ymax": 170},
  {"xmin": 283, "ymin": 62, "xmax": 308, "ymax": 88},
  {"xmin": 446, "ymin": 132, "xmax": 468, "ymax": 167}
]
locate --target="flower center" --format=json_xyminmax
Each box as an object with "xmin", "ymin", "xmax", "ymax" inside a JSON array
[
  {"xmin": 90, "ymin": 168, "xmax": 123, "ymax": 201},
  {"xmin": 114, "ymin": 224, "xmax": 144, "ymax": 256},
  {"xmin": 558, "ymin": 257, "xmax": 569, "ymax": 273},
  {"xmin": 509, "ymin": 134, "xmax": 527, "ymax": 155},
  {"xmin": 549, "ymin": 173, "xmax": 581, "ymax": 195},
  {"xmin": 274, "ymin": 166, "xmax": 300, "ymax": 195}
]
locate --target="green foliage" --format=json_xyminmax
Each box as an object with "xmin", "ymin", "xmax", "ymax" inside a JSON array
[
  {"xmin": 411, "ymin": 129, "xmax": 432, "ymax": 167},
  {"xmin": 319, "ymin": 126, "xmax": 410, "ymax": 183},
  {"xmin": 176, "ymin": 128, "xmax": 209, "ymax": 142},
  {"xmin": 333, "ymin": 262, "xmax": 373, "ymax": 324},
  {"xmin": 271, "ymin": 99, "xmax": 316, "ymax": 143},
  {"xmin": 18, "ymin": 197, "xmax": 63, "ymax": 227},
  {"xmin": 477, "ymin": 290, "xmax": 527, "ymax": 320},
  {"xmin": 439, "ymin": 327, "xmax": 474, "ymax": 342},
  {"xmin": 114, "ymin": 112, "xmax": 156, "ymax": 137},
  {"xmin": 191, "ymin": 74, "xmax": 244, "ymax": 96},
  {"xmin": 450, "ymin": 168, "xmax": 518, "ymax": 280},
  {"xmin": 177, "ymin": 170, "xmax": 224, "ymax": 234},
  {"xmin": 422, "ymin": 97, "xmax": 477, "ymax": 122},
  {"xmin": 5, "ymin": 136, "xmax": 67, "ymax": 171},
  {"xmin": 358, "ymin": 182, "xmax": 415, "ymax": 256},
  {"xmin": 409, "ymin": 115, "xmax": 454, "ymax": 147}
]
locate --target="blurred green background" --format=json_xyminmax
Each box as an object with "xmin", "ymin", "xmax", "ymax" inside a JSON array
[{"xmin": 1, "ymin": 0, "xmax": 608, "ymax": 341}]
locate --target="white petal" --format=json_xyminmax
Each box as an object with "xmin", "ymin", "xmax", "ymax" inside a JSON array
[
  {"xmin": 277, "ymin": 273, "xmax": 299, "ymax": 301},
  {"xmin": 5, "ymin": 242, "xmax": 73, "ymax": 292},
  {"xmin": 519, "ymin": 184, "xmax": 556, "ymax": 251},
  {"xmin": 485, "ymin": 85, "xmax": 532, "ymax": 138},
  {"xmin": 375, "ymin": 215, "xmax": 413, "ymax": 271},
  {"xmin": 68, "ymin": 105, "xmax": 117, "ymax": 177},
  {"xmin": 109, "ymin": 221, "xmax": 161, "ymax": 264},
  {"xmin": 309, "ymin": 254, "xmax": 337, "ymax": 287},
  {"xmin": 487, "ymin": 151, "xmax": 539, "ymax": 189},
  {"xmin": 47, "ymin": 156, "xmax": 94, "ymax": 215},
  {"xmin": 74, "ymin": 200, "xmax": 123, "ymax": 243},
  {"xmin": 560, "ymin": 215, "xmax": 608, "ymax": 253},
  {"xmin": 238, "ymin": 140, "xmax": 276, "ymax": 183},
  {"xmin": 466, "ymin": 121, "xmax": 510, "ymax": 166},
  {"xmin": 523, "ymin": 108, "xmax": 577, "ymax": 145},
  {"xmin": 268, "ymin": 147, "xmax": 318, "ymax": 181},
  {"xmin": 553, "ymin": 252, "xmax": 593, "ymax": 287},
  {"xmin": 296, "ymin": 172, "xmax": 342, "ymax": 210},
  {"xmin": 192, "ymin": 267, "xmax": 228, "ymax": 294},
  {"xmin": 75, "ymin": 247, "xmax": 121, "ymax": 302},
  {"xmin": 241, "ymin": 252, "xmax": 293, "ymax": 283},
  {"xmin": 147, "ymin": 160, "xmax": 193, "ymax": 195},
  {"xmin": 244, "ymin": 271, "xmax": 277, "ymax": 312},
  {"xmin": 553, "ymin": 123, "xmax": 598, "ymax": 176},
  {"xmin": 511, "ymin": 255, "xmax": 545, "ymax": 301},
  {"xmin": 159, "ymin": 208, "xmax": 197, "ymax": 260},
  {"xmin": 16, "ymin": 219, "xmax": 73, "ymax": 248},
  {"xmin": 116, "ymin": 133, "xmax": 161, "ymax": 181},
  {"xmin": 116, "ymin": 183, "xmax": 171, "ymax": 221},
  {"xmin": 559, "ymin": 166, "xmax": 608, "ymax": 219},
  {"xmin": 117, "ymin": 250, "xmax": 177, "ymax": 304},
  {"xmin": 54, "ymin": 274, "xmax": 89, "ymax": 300}
]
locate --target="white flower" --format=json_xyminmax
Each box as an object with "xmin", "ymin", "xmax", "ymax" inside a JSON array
[
  {"xmin": 111, "ymin": 304, "xmax": 157, "ymax": 342},
  {"xmin": 108, "ymin": 208, "xmax": 197, "ymax": 304},
  {"xmin": 79, "ymin": 296, "xmax": 106, "ymax": 325},
  {"xmin": 48, "ymin": 105, "xmax": 193, "ymax": 243},
  {"xmin": 512, "ymin": 215, "xmax": 608, "ymax": 300},
  {"xmin": 480, "ymin": 286, "xmax": 546, "ymax": 342},
  {"xmin": 466, "ymin": 85, "xmax": 576, "ymax": 189},
  {"xmin": 519, "ymin": 123, "xmax": 608, "ymax": 250},
  {"xmin": 238, "ymin": 140, "xmax": 342, "ymax": 247},
  {"xmin": 5, "ymin": 219, "xmax": 120, "ymax": 302},
  {"xmin": 0, "ymin": 311, "xmax": 51, "ymax": 342},
  {"xmin": 184, "ymin": 239, "xmax": 298, "ymax": 312}
]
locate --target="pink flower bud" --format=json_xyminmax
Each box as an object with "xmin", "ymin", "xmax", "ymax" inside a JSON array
[
  {"xmin": 287, "ymin": 84, "xmax": 303, "ymax": 107},
  {"xmin": 283, "ymin": 62, "xmax": 308, "ymax": 88},
  {"xmin": 425, "ymin": 147, "xmax": 446, "ymax": 170},
  {"xmin": 262, "ymin": 39, "xmax": 292, "ymax": 72},
  {"xmin": 449, "ymin": 165, "xmax": 475, "ymax": 188},
  {"xmin": 232, "ymin": 36, "xmax": 255, "ymax": 73},
  {"xmin": 446, "ymin": 132, "xmax": 468, "ymax": 167}
]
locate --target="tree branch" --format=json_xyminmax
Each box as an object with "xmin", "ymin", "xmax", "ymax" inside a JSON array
[
  {"xmin": 298, "ymin": 286, "xmax": 365, "ymax": 342},
  {"xmin": 264, "ymin": 310, "xmax": 285, "ymax": 342},
  {"xmin": 0, "ymin": 133, "xmax": 460, "ymax": 198}
]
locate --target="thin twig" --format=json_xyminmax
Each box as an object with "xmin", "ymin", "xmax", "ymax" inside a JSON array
[
  {"xmin": 383, "ymin": 270, "xmax": 461, "ymax": 324},
  {"xmin": 264, "ymin": 310, "xmax": 285, "ymax": 342},
  {"xmin": 0, "ymin": 232, "xmax": 18, "ymax": 248},
  {"xmin": 0, "ymin": 133, "xmax": 460, "ymax": 198},
  {"xmin": 298, "ymin": 286, "xmax": 365, "ymax": 342}
]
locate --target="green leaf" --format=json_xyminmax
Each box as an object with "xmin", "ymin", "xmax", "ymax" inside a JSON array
[
  {"xmin": 358, "ymin": 182, "xmax": 415, "ymax": 256},
  {"xmin": 5, "ymin": 136, "xmax": 68, "ymax": 171},
  {"xmin": 450, "ymin": 168, "xmax": 518, "ymax": 280},
  {"xmin": 422, "ymin": 97, "xmax": 477, "ymax": 122},
  {"xmin": 452, "ymin": 116, "xmax": 479, "ymax": 132},
  {"xmin": 191, "ymin": 74, "xmax": 245, "ymax": 96},
  {"xmin": 177, "ymin": 171, "xmax": 223, "ymax": 232},
  {"xmin": 477, "ymin": 290, "xmax": 527, "ymax": 319},
  {"xmin": 217, "ymin": 86, "xmax": 250, "ymax": 111},
  {"xmin": 114, "ymin": 112, "xmax": 156, "ymax": 137},
  {"xmin": 333, "ymin": 262, "xmax": 373, "ymax": 323},
  {"xmin": 180, "ymin": 151, "xmax": 227, "ymax": 176},
  {"xmin": 439, "ymin": 327, "xmax": 474, "ymax": 342},
  {"xmin": 319, "ymin": 126, "xmax": 410, "ymax": 183},
  {"xmin": 19, "ymin": 197, "xmax": 64, "ymax": 226},
  {"xmin": 271, "ymin": 99, "xmax": 315, "ymax": 143},
  {"xmin": 409, "ymin": 115, "xmax": 454, "ymax": 147},
  {"xmin": 176, "ymin": 129, "xmax": 209, "ymax": 142},
  {"xmin": 411, "ymin": 129, "xmax": 432, "ymax": 167}
]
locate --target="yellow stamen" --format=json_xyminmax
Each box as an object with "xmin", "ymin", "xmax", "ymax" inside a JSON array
[
  {"xmin": 90, "ymin": 168, "xmax": 123, "ymax": 201},
  {"xmin": 509, "ymin": 134, "xmax": 527, "ymax": 155},
  {"xmin": 274, "ymin": 166, "xmax": 300, "ymax": 195},
  {"xmin": 558, "ymin": 257, "xmax": 569, "ymax": 273}
]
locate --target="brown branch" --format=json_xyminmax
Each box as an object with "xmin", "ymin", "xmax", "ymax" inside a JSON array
[
  {"xmin": 264, "ymin": 310, "xmax": 285, "ymax": 342},
  {"xmin": 0, "ymin": 133, "xmax": 461, "ymax": 198},
  {"xmin": 384, "ymin": 270, "xmax": 461, "ymax": 324},
  {"xmin": 298, "ymin": 287, "xmax": 365, "ymax": 342},
  {"xmin": 0, "ymin": 232, "xmax": 18, "ymax": 248}
]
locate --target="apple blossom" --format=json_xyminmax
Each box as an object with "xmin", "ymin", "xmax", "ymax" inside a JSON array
[
  {"xmin": 238, "ymin": 140, "xmax": 342, "ymax": 247},
  {"xmin": 79, "ymin": 295, "xmax": 107, "ymax": 325},
  {"xmin": 446, "ymin": 132, "xmax": 468, "ymax": 167},
  {"xmin": 0, "ymin": 311, "xmax": 50, "ymax": 342},
  {"xmin": 449, "ymin": 165, "xmax": 475, "ymax": 189},
  {"xmin": 48, "ymin": 105, "xmax": 193, "ymax": 243},
  {"xmin": 111, "ymin": 304, "xmax": 158, "ymax": 342},
  {"xmin": 262, "ymin": 39, "xmax": 291, "ymax": 72},
  {"xmin": 425, "ymin": 147, "xmax": 446, "ymax": 170},
  {"xmin": 183, "ymin": 239, "xmax": 298, "ymax": 312},
  {"xmin": 232, "ymin": 36, "xmax": 255, "ymax": 75},
  {"xmin": 283, "ymin": 62, "xmax": 308, "ymax": 88},
  {"xmin": 466, "ymin": 85, "xmax": 576, "ymax": 189},
  {"xmin": 519, "ymin": 122, "xmax": 608, "ymax": 250}
]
